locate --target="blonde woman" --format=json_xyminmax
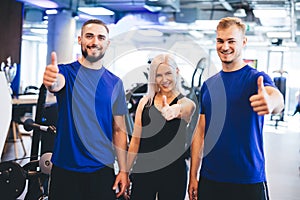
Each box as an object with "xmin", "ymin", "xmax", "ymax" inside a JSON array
[{"xmin": 126, "ymin": 53, "xmax": 196, "ymax": 200}]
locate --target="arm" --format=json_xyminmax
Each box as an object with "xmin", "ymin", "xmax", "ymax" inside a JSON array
[
  {"xmin": 161, "ymin": 96, "xmax": 196, "ymax": 123},
  {"xmin": 43, "ymin": 52, "xmax": 65, "ymax": 92},
  {"xmin": 112, "ymin": 115, "xmax": 129, "ymax": 198},
  {"xmin": 188, "ymin": 114, "xmax": 205, "ymax": 200},
  {"xmin": 249, "ymin": 76, "xmax": 284, "ymax": 115},
  {"xmin": 127, "ymin": 96, "xmax": 148, "ymax": 172},
  {"xmin": 177, "ymin": 97, "xmax": 196, "ymax": 123}
]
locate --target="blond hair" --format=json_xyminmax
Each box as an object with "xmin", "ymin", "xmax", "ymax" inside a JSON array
[
  {"xmin": 146, "ymin": 54, "xmax": 181, "ymax": 106},
  {"xmin": 217, "ymin": 17, "xmax": 246, "ymax": 36}
]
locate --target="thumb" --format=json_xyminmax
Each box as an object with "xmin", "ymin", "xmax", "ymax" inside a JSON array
[
  {"xmin": 257, "ymin": 76, "xmax": 265, "ymax": 94},
  {"xmin": 51, "ymin": 51, "xmax": 58, "ymax": 66},
  {"xmin": 162, "ymin": 95, "xmax": 168, "ymax": 107}
]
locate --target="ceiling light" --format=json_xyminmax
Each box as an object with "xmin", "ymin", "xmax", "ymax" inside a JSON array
[
  {"xmin": 78, "ymin": 7, "xmax": 114, "ymax": 16},
  {"xmin": 30, "ymin": 28, "xmax": 48, "ymax": 34},
  {"xmin": 45, "ymin": 9, "xmax": 58, "ymax": 15},
  {"xmin": 22, "ymin": 35, "xmax": 44, "ymax": 42},
  {"xmin": 253, "ymin": 9, "xmax": 287, "ymax": 18},
  {"xmin": 266, "ymin": 32, "xmax": 291, "ymax": 38},
  {"xmin": 144, "ymin": 5, "xmax": 162, "ymax": 12},
  {"xmin": 18, "ymin": 0, "xmax": 58, "ymax": 8},
  {"xmin": 234, "ymin": 8, "xmax": 247, "ymax": 18}
]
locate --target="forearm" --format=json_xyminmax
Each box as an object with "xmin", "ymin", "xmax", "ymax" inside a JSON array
[
  {"xmin": 173, "ymin": 98, "xmax": 196, "ymax": 122},
  {"xmin": 127, "ymin": 137, "xmax": 140, "ymax": 173},
  {"xmin": 126, "ymin": 124, "xmax": 142, "ymax": 172},
  {"xmin": 267, "ymin": 86, "xmax": 284, "ymax": 114},
  {"xmin": 113, "ymin": 130, "xmax": 128, "ymax": 173},
  {"xmin": 190, "ymin": 138, "xmax": 203, "ymax": 180},
  {"xmin": 190, "ymin": 115, "xmax": 205, "ymax": 180}
]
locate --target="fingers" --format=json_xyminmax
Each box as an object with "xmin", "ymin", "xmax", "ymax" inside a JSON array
[
  {"xmin": 113, "ymin": 173, "xmax": 130, "ymax": 198},
  {"xmin": 51, "ymin": 51, "xmax": 57, "ymax": 66},
  {"xmin": 257, "ymin": 76, "xmax": 265, "ymax": 94},
  {"xmin": 43, "ymin": 51, "xmax": 59, "ymax": 87},
  {"xmin": 188, "ymin": 188, "xmax": 198, "ymax": 200},
  {"xmin": 249, "ymin": 76, "xmax": 270, "ymax": 115},
  {"xmin": 162, "ymin": 95, "xmax": 168, "ymax": 108}
]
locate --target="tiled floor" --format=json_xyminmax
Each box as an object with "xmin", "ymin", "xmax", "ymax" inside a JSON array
[{"xmin": 1, "ymin": 115, "xmax": 300, "ymax": 200}]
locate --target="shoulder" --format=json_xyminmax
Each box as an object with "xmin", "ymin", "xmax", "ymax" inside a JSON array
[
  {"xmin": 134, "ymin": 96, "xmax": 149, "ymax": 117},
  {"xmin": 138, "ymin": 96, "xmax": 149, "ymax": 107},
  {"xmin": 58, "ymin": 61, "xmax": 80, "ymax": 73}
]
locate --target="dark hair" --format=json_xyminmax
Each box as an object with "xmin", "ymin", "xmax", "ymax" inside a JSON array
[
  {"xmin": 81, "ymin": 19, "xmax": 109, "ymax": 34},
  {"xmin": 217, "ymin": 17, "xmax": 246, "ymax": 36}
]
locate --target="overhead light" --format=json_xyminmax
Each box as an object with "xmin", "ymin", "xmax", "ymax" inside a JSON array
[
  {"xmin": 253, "ymin": 9, "xmax": 287, "ymax": 18},
  {"xmin": 144, "ymin": 5, "xmax": 162, "ymax": 12},
  {"xmin": 22, "ymin": 35, "xmax": 44, "ymax": 42},
  {"xmin": 45, "ymin": 9, "xmax": 58, "ymax": 15},
  {"xmin": 266, "ymin": 31, "xmax": 291, "ymax": 38},
  {"xmin": 189, "ymin": 31, "xmax": 204, "ymax": 39},
  {"xmin": 30, "ymin": 28, "xmax": 48, "ymax": 34},
  {"xmin": 18, "ymin": 0, "xmax": 58, "ymax": 8},
  {"xmin": 78, "ymin": 7, "xmax": 114, "ymax": 16},
  {"xmin": 234, "ymin": 8, "xmax": 247, "ymax": 18}
]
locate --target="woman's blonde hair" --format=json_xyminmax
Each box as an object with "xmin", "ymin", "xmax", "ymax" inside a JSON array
[{"xmin": 146, "ymin": 53, "xmax": 182, "ymax": 106}]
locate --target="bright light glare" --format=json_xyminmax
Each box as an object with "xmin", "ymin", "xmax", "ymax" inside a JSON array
[
  {"xmin": 78, "ymin": 7, "xmax": 114, "ymax": 16},
  {"xmin": 21, "ymin": 0, "xmax": 58, "ymax": 8},
  {"xmin": 45, "ymin": 9, "xmax": 58, "ymax": 15},
  {"xmin": 253, "ymin": 9, "xmax": 287, "ymax": 18}
]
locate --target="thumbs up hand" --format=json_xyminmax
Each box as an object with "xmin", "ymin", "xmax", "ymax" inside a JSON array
[
  {"xmin": 249, "ymin": 76, "xmax": 271, "ymax": 115},
  {"xmin": 43, "ymin": 52, "xmax": 59, "ymax": 88},
  {"xmin": 160, "ymin": 95, "xmax": 181, "ymax": 121}
]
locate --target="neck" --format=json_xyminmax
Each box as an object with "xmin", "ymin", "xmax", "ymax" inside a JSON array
[
  {"xmin": 158, "ymin": 90, "xmax": 179, "ymax": 99},
  {"xmin": 78, "ymin": 57, "xmax": 103, "ymax": 70},
  {"xmin": 222, "ymin": 61, "xmax": 246, "ymax": 72}
]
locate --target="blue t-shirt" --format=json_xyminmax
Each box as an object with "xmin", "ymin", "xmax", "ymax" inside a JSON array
[
  {"xmin": 51, "ymin": 61, "xmax": 128, "ymax": 173},
  {"xmin": 199, "ymin": 65, "xmax": 275, "ymax": 184}
]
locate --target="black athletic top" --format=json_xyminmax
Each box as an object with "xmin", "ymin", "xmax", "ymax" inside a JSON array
[{"xmin": 132, "ymin": 94, "xmax": 188, "ymax": 173}]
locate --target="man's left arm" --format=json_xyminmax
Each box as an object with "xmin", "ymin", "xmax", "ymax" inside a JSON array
[{"xmin": 112, "ymin": 115, "xmax": 129, "ymax": 198}]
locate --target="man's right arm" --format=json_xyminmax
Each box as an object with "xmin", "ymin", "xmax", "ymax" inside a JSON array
[{"xmin": 43, "ymin": 52, "xmax": 65, "ymax": 92}]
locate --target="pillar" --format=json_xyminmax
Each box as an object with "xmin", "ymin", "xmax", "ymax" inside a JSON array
[{"xmin": 47, "ymin": 10, "xmax": 76, "ymax": 64}]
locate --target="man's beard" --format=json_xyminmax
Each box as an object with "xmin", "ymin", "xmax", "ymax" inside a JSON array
[
  {"xmin": 222, "ymin": 60, "xmax": 233, "ymax": 64},
  {"xmin": 82, "ymin": 46, "xmax": 105, "ymax": 63}
]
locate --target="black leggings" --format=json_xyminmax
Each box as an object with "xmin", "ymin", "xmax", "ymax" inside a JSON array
[
  {"xmin": 197, "ymin": 177, "xmax": 269, "ymax": 200},
  {"xmin": 130, "ymin": 160, "xmax": 187, "ymax": 200},
  {"xmin": 48, "ymin": 165, "xmax": 116, "ymax": 200}
]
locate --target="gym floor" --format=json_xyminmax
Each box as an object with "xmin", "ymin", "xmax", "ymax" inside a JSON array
[{"xmin": 1, "ymin": 114, "xmax": 300, "ymax": 200}]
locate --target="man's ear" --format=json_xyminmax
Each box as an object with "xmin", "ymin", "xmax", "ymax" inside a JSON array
[{"xmin": 78, "ymin": 36, "xmax": 81, "ymax": 45}]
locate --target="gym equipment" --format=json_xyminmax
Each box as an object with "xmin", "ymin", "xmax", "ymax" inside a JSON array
[
  {"xmin": 0, "ymin": 84, "xmax": 57, "ymax": 199},
  {"xmin": 190, "ymin": 57, "xmax": 206, "ymax": 101},
  {"xmin": 0, "ymin": 117, "xmax": 54, "ymax": 199},
  {"xmin": 0, "ymin": 161, "xmax": 26, "ymax": 199},
  {"xmin": 271, "ymin": 70, "xmax": 287, "ymax": 128},
  {"xmin": 0, "ymin": 152, "xmax": 52, "ymax": 200},
  {"xmin": 39, "ymin": 152, "xmax": 53, "ymax": 175}
]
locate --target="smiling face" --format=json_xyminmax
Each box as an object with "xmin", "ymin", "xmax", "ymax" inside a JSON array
[
  {"xmin": 155, "ymin": 63, "xmax": 177, "ymax": 94},
  {"xmin": 78, "ymin": 23, "xmax": 110, "ymax": 63},
  {"xmin": 216, "ymin": 26, "xmax": 246, "ymax": 67},
  {"xmin": 216, "ymin": 17, "xmax": 247, "ymax": 71}
]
